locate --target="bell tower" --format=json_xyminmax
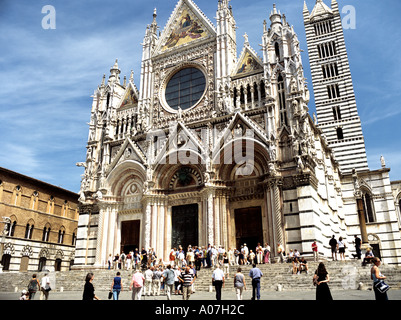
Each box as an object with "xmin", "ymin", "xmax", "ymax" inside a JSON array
[{"xmin": 303, "ymin": 0, "xmax": 369, "ymax": 174}]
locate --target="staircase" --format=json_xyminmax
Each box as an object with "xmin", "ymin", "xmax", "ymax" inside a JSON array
[{"xmin": 1, "ymin": 260, "xmax": 401, "ymax": 293}]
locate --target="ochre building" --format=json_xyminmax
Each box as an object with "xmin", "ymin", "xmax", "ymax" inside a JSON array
[{"xmin": 0, "ymin": 167, "xmax": 79, "ymax": 272}]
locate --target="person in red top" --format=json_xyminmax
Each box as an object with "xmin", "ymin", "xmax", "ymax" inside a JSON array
[{"xmin": 312, "ymin": 241, "xmax": 318, "ymax": 262}]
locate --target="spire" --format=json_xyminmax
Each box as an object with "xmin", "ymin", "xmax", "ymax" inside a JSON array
[
  {"xmin": 269, "ymin": 4, "xmax": 282, "ymax": 26},
  {"xmin": 149, "ymin": 7, "xmax": 158, "ymax": 36},
  {"xmin": 108, "ymin": 59, "xmax": 121, "ymax": 84},
  {"xmin": 129, "ymin": 70, "xmax": 134, "ymax": 83},
  {"xmin": 303, "ymin": 1, "xmax": 309, "ymax": 14},
  {"xmin": 310, "ymin": 0, "xmax": 333, "ymax": 20}
]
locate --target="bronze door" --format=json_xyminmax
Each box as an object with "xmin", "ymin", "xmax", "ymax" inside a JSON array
[
  {"xmin": 235, "ymin": 207, "xmax": 263, "ymax": 252},
  {"xmin": 121, "ymin": 220, "xmax": 140, "ymax": 253},
  {"xmin": 172, "ymin": 204, "xmax": 198, "ymax": 250}
]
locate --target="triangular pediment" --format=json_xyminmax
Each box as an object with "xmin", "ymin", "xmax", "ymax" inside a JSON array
[
  {"xmin": 233, "ymin": 47, "xmax": 263, "ymax": 77},
  {"xmin": 213, "ymin": 112, "xmax": 270, "ymax": 156},
  {"xmin": 154, "ymin": 0, "xmax": 216, "ymax": 55},
  {"xmin": 107, "ymin": 138, "xmax": 147, "ymax": 175},
  {"xmin": 153, "ymin": 121, "xmax": 206, "ymax": 166},
  {"xmin": 118, "ymin": 82, "xmax": 139, "ymax": 109}
]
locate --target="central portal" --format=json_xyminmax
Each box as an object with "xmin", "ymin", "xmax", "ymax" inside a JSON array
[
  {"xmin": 121, "ymin": 220, "xmax": 140, "ymax": 254},
  {"xmin": 235, "ymin": 206, "xmax": 263, "ymax": 252},
  {"xmin": 172, "ymin": 204, "xmax": 199, "ymax": 250}
]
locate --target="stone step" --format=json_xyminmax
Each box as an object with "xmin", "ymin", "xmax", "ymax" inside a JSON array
[{"xmin": 1, "ymin": 260, "xmax": 400, "ymax": 293}]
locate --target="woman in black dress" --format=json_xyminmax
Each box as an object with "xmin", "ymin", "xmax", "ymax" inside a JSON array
[
  {"xmin": 83, "ymin": 272, "xmax": 100, "ymax": 300},
  {"xmin": 313, "ymin": 262, "xmax": 333, "ymax": 300}
]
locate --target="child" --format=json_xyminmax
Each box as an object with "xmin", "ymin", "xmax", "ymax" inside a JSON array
[{"xmin": 20, "ymin": 289, "xmax": 29, "ymax": 300}]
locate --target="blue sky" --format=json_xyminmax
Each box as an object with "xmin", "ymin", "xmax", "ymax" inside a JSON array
[{"xmin": 0, "ymin": 0, "xmax": 400, "ymax": 193}]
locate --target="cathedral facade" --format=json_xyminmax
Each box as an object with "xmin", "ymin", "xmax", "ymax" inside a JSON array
[{"xmin": 74, "ymin": 0, "xmax": 401, "ymax": 268}]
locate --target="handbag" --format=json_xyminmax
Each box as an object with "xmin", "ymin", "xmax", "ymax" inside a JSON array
[
  {"xmin": 108, "ymin": 291, "xmax": 113, "ymax": 299},
  {"xmin": 374, "ymin": 280, "xmax": 390, "ymax": 294}
]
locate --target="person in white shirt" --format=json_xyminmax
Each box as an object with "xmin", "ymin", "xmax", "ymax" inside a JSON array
[
  {"xmin": 243, "ymin": 244, "xmax": 249, "ymax": 264},
  {"xmin": 212, "ymin": 265, "xmax": 225, "ymax": 300},
  {"xmin": 40, "ymin": 273, "xmax": 51, "ymax": 300},
  {"xmin": 144, "ymin": 266, "xmax": 154, "ymax": 296}
]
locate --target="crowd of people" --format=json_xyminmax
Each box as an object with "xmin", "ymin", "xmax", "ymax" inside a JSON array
[
  {"xmin": 107, "ymin": 243, "xmax": 274, "ymax": 273},
  {"xmin": 20, "ymin": 236, "xmax": 390, "ymax": 301}
]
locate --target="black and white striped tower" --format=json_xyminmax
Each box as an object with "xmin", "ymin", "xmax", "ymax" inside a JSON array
[{"xmin": 303, "ymin": 0, "xmax": 369, "ymax": 174}]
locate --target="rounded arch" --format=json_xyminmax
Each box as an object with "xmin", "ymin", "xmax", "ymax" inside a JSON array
[
  {"xmin": 107, "ymin": 160, "xmax": 146, "ymax": 196},
  {"xmin": 212, "ymin": 137, "xmax": 271, "ymax": 181},
  {"xmin": 154, "ymin": 161, "xmax": 205, "ymax": 190},
  {"xmin": 153, "ymin": 148, "xmax": 206, "ymax": 189}
]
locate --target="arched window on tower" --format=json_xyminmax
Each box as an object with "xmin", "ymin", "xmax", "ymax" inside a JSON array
[
  {"xmin": 336, "ymin": 127, "xmax": 344, "ymax": 140},
  {"xmin": 277, "ymin": 74, "xmax": 288, "ymax": 126},
  {"xmin": 362, "ymin": 191, "xmax": 375, "ymax": 223},
  {"xmin": 275, "ymin": 42, "xmax": 280, "ymax": 60}
]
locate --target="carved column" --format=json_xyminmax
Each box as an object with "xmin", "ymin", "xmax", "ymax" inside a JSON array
[
  {"xmin": 207, "ymin": 189, "xmax": 215, "ymax": 246},
  {"xmin": 95, "ymin": 202, "xmax": 108, "ymax": 267}
]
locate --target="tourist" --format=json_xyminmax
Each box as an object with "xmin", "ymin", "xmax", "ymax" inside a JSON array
[
  {"xmin": 169, "ymin": 249, "xmax": 176, "ymax": 266},
  {"xmin": 277, "ymin": 243, "xmax": 284, "ymax": 263},
  {"xmin": 239, "ymin": 245, "xmax": 245, "ymax": 265},
  {"xmin": 256, "ymin": 243, "xmax": 263, "ymax": 264},
  {"xmin": 195, "ymin": 249, "xmax": 202, "ymax": 271},
  {"xmin": 174, "ymin": 266, "xmax": 182, "ymax": 295},
  {"xmin": 152, "ymin": 266, "xmax": 162, "ymax": 296},
  {"xmin": 201, "ymin": 246, "xmax": 207, "ymax": 267},
  {"xmin": 234, "ymin": 248, "xmax": 240, "ymax": 265},
  {"xmin": 352, "ymin": 235, "xmax": 362, "ymax": 259},
  {"xmin": 218, "ymin": 245, "xmax": 225, "ymax": 266},
  {"xmin": 212, "ymin": 265, "xmax": 225, "ymax": 300},
  {"xmin": 141, "ymin": 247, "xmax": 148, "ymax": 268},
  {"xmin": 371, "ymin": 257, "xmax": 389, "ymax": 300},
  {"xmin": 243, "ymin": 243, "xmax": 249, "ymax": 264},
  {"xmin": 263, "ymin": 243, "xmax": 270, "ymax": 264},
  {"xmin": 329, "ymin": 235, "xmax": 337, "ymax": 261},
  {"xmin": 362, "ymin": 248, "xmax": 374, "ymax": 266},
  {"xmin": 311, "ymin": 241, "xmax": 318, "ymax": 262},
  {"xmin": 299, "ymin": 257, "xmax": 309, "ymax": 274},
  {"xmin": 223, "ymin": 252, "xmax": 230, "ymax": 279},
  {"xmin": 178, "ymin": 266, "xmax": 194, "ymax": 300},
  {"xmin": 178, "ymin": 249, "xmax": 185, "ymax": 267},
  {"xmin": 292, "ymin": 257, "xmax": 300, "ymax": 274},
  {"xmin": 211, "ymin": 246, "xmax": 218, "ymax": 267},
  {"xmin": 288, "ymin": 249, "xmax": 294, "ymax": 262},
  {"xmin": 206, "ymin": 245, "xmax": 212, "ymax": 268},
  {"xmin": 337, "ymin": 237, "xmax": 346, "ymax": 261},
  {"xmin": 134, "ymin": 248, "xmax": 140, "ymax": 270},
  {"xmin": 187, "ymin": 248, "xmax": 195, "ymax": 266},
  {"xmin": 19, "ymin": 289, "xmax": 29, "ymax": 300},
  {"xmin": 130, "ymin": 269, "xmax": 145, "ymax": 300},
  {"xmin": 144, "ymin": 266, "xmax": 154, "ymax": 296},
  {"xmin": 40, "ymin": 272, "xmax": 51, "ymax": 300},
  {"xmin": 189, "ymin": 264, "xmax": 197, "ymax": 293},
  {"xmin": 248, "ymin": 250, "xmax": 255, "ymax": 265},
  {"xmin": 27, "ymin": 274, "xmax": 40, "ymax": 300},
  {"xmin": 113, "ymin": 253, "xmax": 120, "ymax": 269},
  {"xmin": 249, "ymin": 263, "xmax": 263, "ymax": 300},
  {"xmin": 313, "ymin": 262, "xmax": 332, "ymax": 301},
  {"xmin": 126, "ymin": 251, "xmax": 132, "ymax": 270},
  {"xmin": 120, "ymin": 252, "xmax": 126, "ymax": 269},
  {"xmin": 83, "ymin": 272, "xmax": 100, "ymax": 300},
  {"xmin": 228, "ymin": 247, "xmax": 235, "ymax": 266},
  {"xmin": 108, "ymin": 254, "xmax": 112, "ymax": 270},
  {"xmin": 234, "ymin": 267, "xmax": 246, "ymax": 300},
  {"xmin": 162, "ymin": 265, "xmax": 175, "ymax": 300},
  {"xmin": 111, "ymin": 271, "xmax": 123, "ymax": 300}
]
